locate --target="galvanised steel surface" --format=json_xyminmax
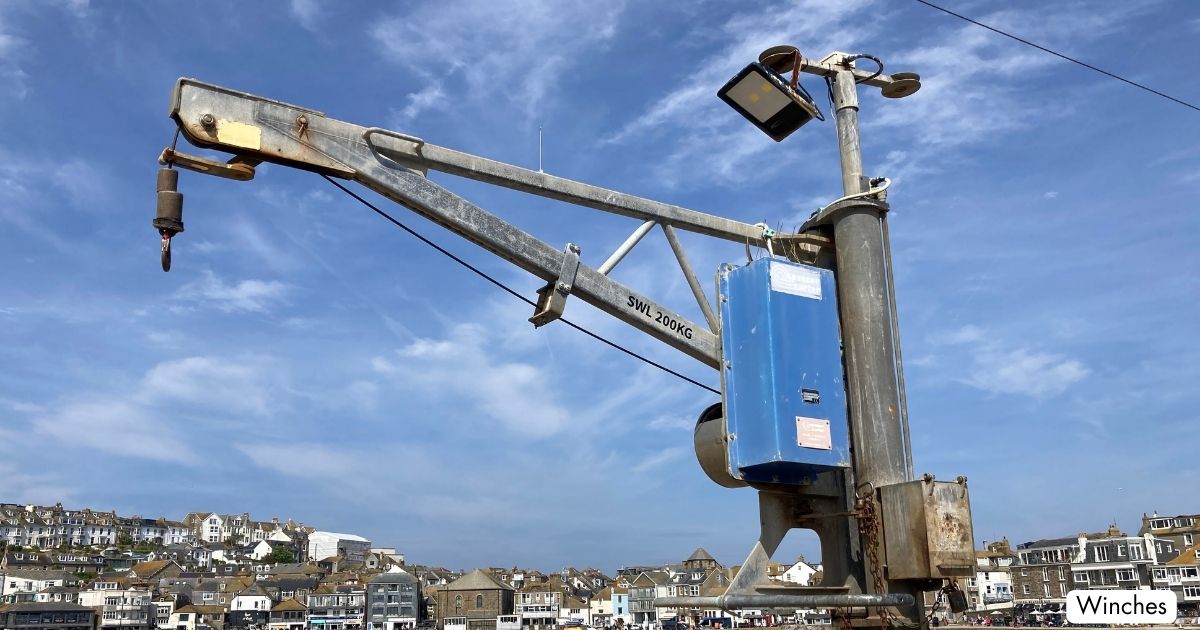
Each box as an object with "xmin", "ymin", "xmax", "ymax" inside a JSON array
[
  {"xmin": 168, "ymin": 78, "xmax": 720, "ymax": 368},
  {"xmin": 830, "ymin": 67, "xmax": 923, "ymax": 623},
  {"xmin": 718, "ymin": 258, "xmax": 850, "ymax": 485},
  {"xmin": 829, "ymin": 71, "xmax": 909, "ymax": 490}
]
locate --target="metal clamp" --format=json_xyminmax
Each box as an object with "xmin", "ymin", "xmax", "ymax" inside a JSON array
[
  {"xmin": 799, "ymin": 197, "xmax": 889, "ymax": 233},
  {"xmin": 529, "ymin": 243, "xmax": 581, "ymax": 327}
]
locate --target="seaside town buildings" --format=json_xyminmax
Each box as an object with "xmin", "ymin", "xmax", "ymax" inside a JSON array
[{"xmin": 4, "ymin": 502, "xmax": 1200, "ymax": 629}]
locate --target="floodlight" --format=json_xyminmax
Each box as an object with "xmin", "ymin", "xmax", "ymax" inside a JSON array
[{"xmin": 717, "ymin": 60, "xmax": 822, "ymax": 142}]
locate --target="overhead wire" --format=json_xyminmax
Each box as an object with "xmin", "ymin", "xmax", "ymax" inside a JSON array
[
  {"xmin": 320, "ymin": 174, "xmax": 722, "ymax": 396},
  {"xmin": 912, "ymin": 0, "xmax": 1200, "ymax": 113}
]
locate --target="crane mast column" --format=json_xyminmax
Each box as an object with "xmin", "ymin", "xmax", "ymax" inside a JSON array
[{"xmin": 830, "ymin": 69, "xmax": 910, "ymax": 490}]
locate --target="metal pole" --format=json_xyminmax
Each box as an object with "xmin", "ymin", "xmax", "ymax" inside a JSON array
[
  {"xmin": 829, "ymin": 70, "xmax": 908, "ymax": 488},
  {"xmin": 661, "ymin": 224, "xmax": 719, "ymax": 333},
  {"xmin": 653, "ymin": 593, "xmax": 914, "ymax": 610},
  {"xmin": 598, "ymin": 220, "xmax": 656, "ymax": 275},
  {"xmin": 828, "ymin": 69, "xmax": 920, "ymax": 622}
]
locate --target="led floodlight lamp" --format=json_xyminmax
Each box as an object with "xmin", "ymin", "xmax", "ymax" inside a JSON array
[{"xmin": 717, "ymin": 62, "xmax": 822, "ymax": 142}]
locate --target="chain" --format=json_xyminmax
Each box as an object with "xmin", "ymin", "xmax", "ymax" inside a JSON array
[
  {"xmin": 856, "ymin": 487, "xmax": 893, "ymax": 630},
  {"xmin": 838, "ymin": 609, "xmax": 854, "ymax": 630}
]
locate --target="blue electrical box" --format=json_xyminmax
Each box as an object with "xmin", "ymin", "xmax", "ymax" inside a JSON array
[{"xmin": 718, "ymin": 258, "xmax": 850, "ymax": 484}]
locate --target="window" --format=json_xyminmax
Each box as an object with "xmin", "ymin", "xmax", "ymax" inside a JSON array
[
  {"xmin": 1130, "ymin": 545, "xmax": 1144, "ymax": 561},
  {"xmin": 1155, "ymin": 569, "xmax": 1168, "ymax": 580},
  {"xmin": 1074, "ymin": 573, "xmax": 1089, "ymax": 583},
  {"xmin": 1041, "ymin": 568, "xmax": 1048, "ymax": 581},
  {"xmin": 1151, "ymin": 519, "xmax": 1171, "ymax": 529},
  {"xmin": 1186, "ymin": 534, "xmax": 1194, "ymax": 546},
  {"xmin": 1022, "ymin": 585, "xmax": 1030, "ymax": 595},
  {"xmin": 1117, "ymin": 569, "xmax": 1136, "ymax": 582},
  {"xmin": 1096, "ymin": 547, "xmax": 1109, "ymax": 562},
  {"xmin": 1117, "ymin": 546, "xmax": 1126, "ymax": 557},
  {"xmin": 1058, "ymin": 567, "xmax": 1066, "ymax": 580},
  {"xmin": 455, "ymin": 595, "xmax": 463, "ymax": 609},
  {"xmin": 1185, "ymin": 586, "xmax": 1200, "ymax": 598},
  {"xmin": 1044, "ymin": 584, "xmax": 1051, "ymax": 597}
]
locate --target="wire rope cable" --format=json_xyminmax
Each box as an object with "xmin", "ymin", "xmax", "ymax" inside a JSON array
[
  {"xmin": 320, "ymin": 174, "xmax": 721, "ymax": 395},
  {"xmin": 912, "ymin": 0, "xmax": 1200, "ymax": 113}
]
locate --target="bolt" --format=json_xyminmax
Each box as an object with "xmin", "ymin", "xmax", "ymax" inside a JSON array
[
  {"xmin": 200, "ymin": 114, "xmax": 216, "ymax": 130},
  {"xmin": 297, "ymin": 115, "xmax": 308, "ymax": 126}
]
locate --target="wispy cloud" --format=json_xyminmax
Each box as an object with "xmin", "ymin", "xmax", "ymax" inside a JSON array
[
  {"xmin": 32, "ymin": 399, "xmax": 198, "ymax": 464},
  {"xmin": 0, "ymin": 13, "xmax": 31, "ymax": 100},
  {"xmin": 369, "ymin": 0, "xmax": 625, "ymax": 121},
  {"xmin": 0, "ymin": 461, "xmax": 77, "ymax": 505},
  {"xmin": 25, "ymin": 354, "xmax": 286, "ymax": 465},
  {"xmin": 648, "ymin": 414, "xmax": 693, "ymax": 431},
  {"xmin": 929, "ymin": 325, "xmax": 1089, "ymax": 398},
  {"xmin": 372, "ymin": 323, "xmax": 571, "ymax": 436},
  {"xmin": 601, "ymin": 0, "xmax": 876, "ymax": 186},
  {"xmin": 143, "ymin": 356, "xmax": 279, "ymax": 416},
  {"xmin": 388, "ymin": 83, "xmax": 446, "ymax": 126},
  {"xmin": 174, "ymin": 270, "xmax": 290, "ymax": 313},
  {"xmin": 632, "ymin": 446, "xmax": 685, "ymax": 473},
  {"xmin": 236, "ymin": 442, "xmax": 366, "ymax": 481},
  {"xmin": 289, "ymin": 0, "xmax": 322, "ymax": 32}
]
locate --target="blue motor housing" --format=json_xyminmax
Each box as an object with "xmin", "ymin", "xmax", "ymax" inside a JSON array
[{"xmin": 717, "ymin": 258, "xmax": 851, "ymax": 485}]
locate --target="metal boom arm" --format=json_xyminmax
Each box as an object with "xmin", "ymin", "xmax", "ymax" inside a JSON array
[{"xmin": 166, "ymin": 79, "xmax": 746, "ymax": 368}]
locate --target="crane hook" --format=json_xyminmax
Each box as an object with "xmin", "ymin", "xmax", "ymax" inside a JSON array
[
  {"xmin": 154, "ymin": 166, "xmax": 184, "ymax": 273},
  {"xmin": 160, "ymin": 230, "xmax": 173, "ymax": 272}
]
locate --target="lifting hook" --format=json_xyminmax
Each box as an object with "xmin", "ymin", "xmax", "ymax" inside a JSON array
[{"xmin": 154, "ymin": 167, "xmax": 184, "ymax": 273}]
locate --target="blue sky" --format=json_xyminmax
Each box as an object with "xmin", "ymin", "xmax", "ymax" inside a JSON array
[{"xmin": 1, "ymin": 0, "xmax": 1198, "ymax": 573}]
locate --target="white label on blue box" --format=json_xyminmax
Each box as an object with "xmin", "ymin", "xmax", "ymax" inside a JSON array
[
  {"xmin": 796, "ymin": 417, "xmax": 832, "ymax": 450},
  {"xmin": 770, "ymin": 263, "xmax": 822, "ymax": 300}
]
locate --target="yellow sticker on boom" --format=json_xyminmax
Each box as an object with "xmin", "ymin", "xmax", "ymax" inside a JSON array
[{"xmin": 216, "ymin": 120, "xmax": 262, "ymax": 151}]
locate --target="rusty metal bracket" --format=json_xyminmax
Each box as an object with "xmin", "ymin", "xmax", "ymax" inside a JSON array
[{"xmin": 159, "ymin": 147, "xmax": 258, "ymax": 181}]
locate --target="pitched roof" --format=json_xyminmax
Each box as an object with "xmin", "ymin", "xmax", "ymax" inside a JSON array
[
  {"xmin": 370, "ymin": 571, "xmax": 417, "ymax": 584},
  {"xmin": 444, "ymin": 569, "xmax": 514, "ymax": 592},
  {"xmin": 687, "ymin": 548, "xmax": 715, "ymax": 562},
  {"xmin": 131, "ymin": 559, "xmax": 175, "ymax": 577},
  {"xmin": 1167, "ymin": 543, "xmax": 1200, "ymax": 566},
  {"xmin": 272, "ymin": 598, "xmax": 307, "ymax": 612}
]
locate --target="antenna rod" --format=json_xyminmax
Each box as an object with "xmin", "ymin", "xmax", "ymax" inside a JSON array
[{"xmin": 538, "ymin": 125, "xmax": 544, "ymax": 173}]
